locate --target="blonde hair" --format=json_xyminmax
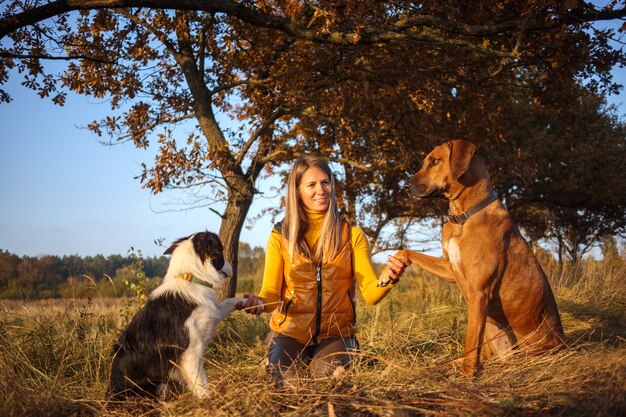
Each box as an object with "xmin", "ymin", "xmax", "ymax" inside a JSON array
[{"xmin": 282, "ymin": 156, "xmax": 343, "ymax": 264}]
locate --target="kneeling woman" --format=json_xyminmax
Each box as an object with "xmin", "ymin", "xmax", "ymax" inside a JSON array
[{"xmin": 240, "ymin": 156, "xmax": 410, "ymax": 380}]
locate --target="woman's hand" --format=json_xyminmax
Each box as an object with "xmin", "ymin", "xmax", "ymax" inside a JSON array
[
  {"xmin": 382, "ymin": 254, "xmax": 412, "ymax": 285},
  {"xmin": 236, "ymin": 293, "xmax": 266, "ymax": 314}
]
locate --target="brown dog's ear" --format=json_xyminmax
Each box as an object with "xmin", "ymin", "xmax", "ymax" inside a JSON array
[{"xmin": 448, "ymin": 140, "xmax": 477, "ymax": 181}]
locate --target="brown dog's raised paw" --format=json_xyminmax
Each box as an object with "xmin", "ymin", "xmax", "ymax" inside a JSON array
[{"xmin": 377, "ymin": 274, "xmax": 392, "ymax": 287}]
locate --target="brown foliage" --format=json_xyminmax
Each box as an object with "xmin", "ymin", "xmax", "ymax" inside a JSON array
[{"xmin": 0, "ymin": 1, "xmax": 625, "ymax": 277}]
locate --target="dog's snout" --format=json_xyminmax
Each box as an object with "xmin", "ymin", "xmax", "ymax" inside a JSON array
[
  {"xmin": 402, "ymin": 179, "xmax": 413, "ymax": 192},
  {"xmin": 221, "ymin": 261, "xmax": 233, "ymax": 278}
]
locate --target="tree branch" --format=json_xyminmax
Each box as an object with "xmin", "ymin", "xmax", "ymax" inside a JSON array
[
  {"xmin": 209, "ymin": 207, "xmax": 226, "ymax": 219},
  {"xmin": 115, "ymin": 9, "xmax": 179, "ymax": 58},
  {"xmin": 96, "ymin": 113, "xmax": 195, "ymax": 144},
  {"xmin": 3, "ymin": 0, "xmax": 624, "ymax": 48},
  {"xmin": 0, "ymin": 51, "xmax": 114, "ymax": 63},
  {"xmin": 207, "ymin": 81, "xmax": 245, "ymax": 97},
  {"xmin": 259, "ymin": 149, "xmax": 373, "ymax": 172},
  {"xmin": 237, "ymin": 107, "xmax": 284, "ymax": 167}
]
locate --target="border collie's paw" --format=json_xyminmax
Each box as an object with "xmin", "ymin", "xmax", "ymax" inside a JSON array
[{"xmin": 219, "ymin": 297, "xmax": 248, "ymax": 314}]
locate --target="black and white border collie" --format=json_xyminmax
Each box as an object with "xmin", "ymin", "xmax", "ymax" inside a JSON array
[{"xmin": 108, "ymin": 231, "xmax": 245, "ymax": 400}]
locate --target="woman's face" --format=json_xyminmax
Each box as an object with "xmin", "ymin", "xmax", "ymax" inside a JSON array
[{"xmin": 298, "ymin": 167, "xmax": 331, "ymax": 212}]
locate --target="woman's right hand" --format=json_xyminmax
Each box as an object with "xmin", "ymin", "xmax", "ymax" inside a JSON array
[{"xmin": 236, "ymin": 293, "xmax": 265, "ymax": 314}]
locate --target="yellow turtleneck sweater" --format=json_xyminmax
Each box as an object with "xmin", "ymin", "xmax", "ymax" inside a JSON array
[{"xmin": 257, "ymin": 210, "xmax": 395, "ymax": 312}]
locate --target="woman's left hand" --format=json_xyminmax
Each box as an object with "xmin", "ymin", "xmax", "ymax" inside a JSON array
[{"xmin": 236, "ymin": 293, "xmax": 266, "ymax": 314}]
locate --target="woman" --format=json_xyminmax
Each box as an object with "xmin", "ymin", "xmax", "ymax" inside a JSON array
[{"xmin": 239, "ymin": 156, "xmax": 410, "ymax": 380}]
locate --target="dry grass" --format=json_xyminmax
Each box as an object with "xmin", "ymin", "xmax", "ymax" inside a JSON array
[{"xmin": 0, "ymin": 258, "xmax": 624, "ymax": 417}]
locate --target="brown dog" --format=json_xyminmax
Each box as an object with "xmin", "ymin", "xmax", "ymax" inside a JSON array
[{"xmin": 380, "ymin": 139, "xmax": 564, "ymax": 376}]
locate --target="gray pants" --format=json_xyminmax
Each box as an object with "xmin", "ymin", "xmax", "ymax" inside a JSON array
[{"xmin": 266, "ymin": 332, "xmax": 358, "ymax": 380}]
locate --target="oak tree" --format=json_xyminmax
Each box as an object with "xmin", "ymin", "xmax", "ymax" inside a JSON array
[{"xmin": 1, "ymin": 1, "xmax": 625, "ymax": 292}]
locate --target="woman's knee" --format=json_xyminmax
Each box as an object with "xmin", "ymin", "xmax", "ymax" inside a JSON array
[
  {"xmin": 309, "ymin": 336, "xmax": 358, "ymax": 377},
  {"xmin": 266, "ymin": 333, "xmax": 305, "ymax": 379}
]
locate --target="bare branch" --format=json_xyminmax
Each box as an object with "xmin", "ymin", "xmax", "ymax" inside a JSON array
[
  {"xmin": 94, "ymin": 113, "xmax": 195, "ymax": 144},
  {"xmin": 209, "ymin": 207, "xmax": 226, "ymax": 219}
]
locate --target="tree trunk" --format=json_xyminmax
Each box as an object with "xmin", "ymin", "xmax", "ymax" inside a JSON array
[
  {"xmin": 556, "ymin": 235, "xmax": 564, "ymax": 272},
  {"xmin": 174, "ymin": 20, "xmax": 276, "ymax": 297},
  {"xmin": 219, "ymin": 180, "xmax": 255, "ymax": 297},
  {"xmin": 342, "ymin": 163, "xmax": 357, "ymax": 225}
]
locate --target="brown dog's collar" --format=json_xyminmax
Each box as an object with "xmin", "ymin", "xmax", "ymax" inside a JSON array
[{"xmin": 447, "ymin": 191, "xmax": 498, "ymax": 225}]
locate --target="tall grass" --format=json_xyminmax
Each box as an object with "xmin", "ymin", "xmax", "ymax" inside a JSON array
[{"xmin": 0, "ymin": 257, "xmax": 624, "ymax": 416}]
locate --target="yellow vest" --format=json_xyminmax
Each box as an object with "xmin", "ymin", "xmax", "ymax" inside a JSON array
[{"xmin": 269, "ymin": 222, "xmax": 356, "ymax": 345}]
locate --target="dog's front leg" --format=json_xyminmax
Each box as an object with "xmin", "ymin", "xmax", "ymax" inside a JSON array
[
  {"xmin": 180, "ymin": 309, "xmax": 216, "ymax": 399},
  {"xmin": 217, "ymin": 297, "xmax": 248, "ymax": 320},
  {"xmin": 463, "ymin": 290, "xmax": 490, "ymax": 376},
  {"xmin": 179, "ymin": 351, "xmax": 211, "ymax": 399},
  {"xmin": 379, "ymin": 249, "xmax": 456, "ymax": 286}
]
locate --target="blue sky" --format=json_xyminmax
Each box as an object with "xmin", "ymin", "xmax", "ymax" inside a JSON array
[
  {"xmin": 1, "ymin": 19, "xmax": 625, "ymax": 261},
  {"xmin": 0, "ymin": 73, "xmax": 280, "ymax": 258}
]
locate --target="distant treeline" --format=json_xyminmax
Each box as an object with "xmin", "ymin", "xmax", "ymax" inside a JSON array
[{"xmin": 0, "ymin": 243, "xmax": 265, "ymax": 299}]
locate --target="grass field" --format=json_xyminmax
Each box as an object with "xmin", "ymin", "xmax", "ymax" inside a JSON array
[{"xmin": 0, "ymin": 257, "xmax": 624, "ymax": 417}]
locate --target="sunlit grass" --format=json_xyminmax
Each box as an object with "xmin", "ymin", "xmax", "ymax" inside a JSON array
[{"xmin": 0, "ymin": 257, "xmax": 624, "ymax": 416}]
